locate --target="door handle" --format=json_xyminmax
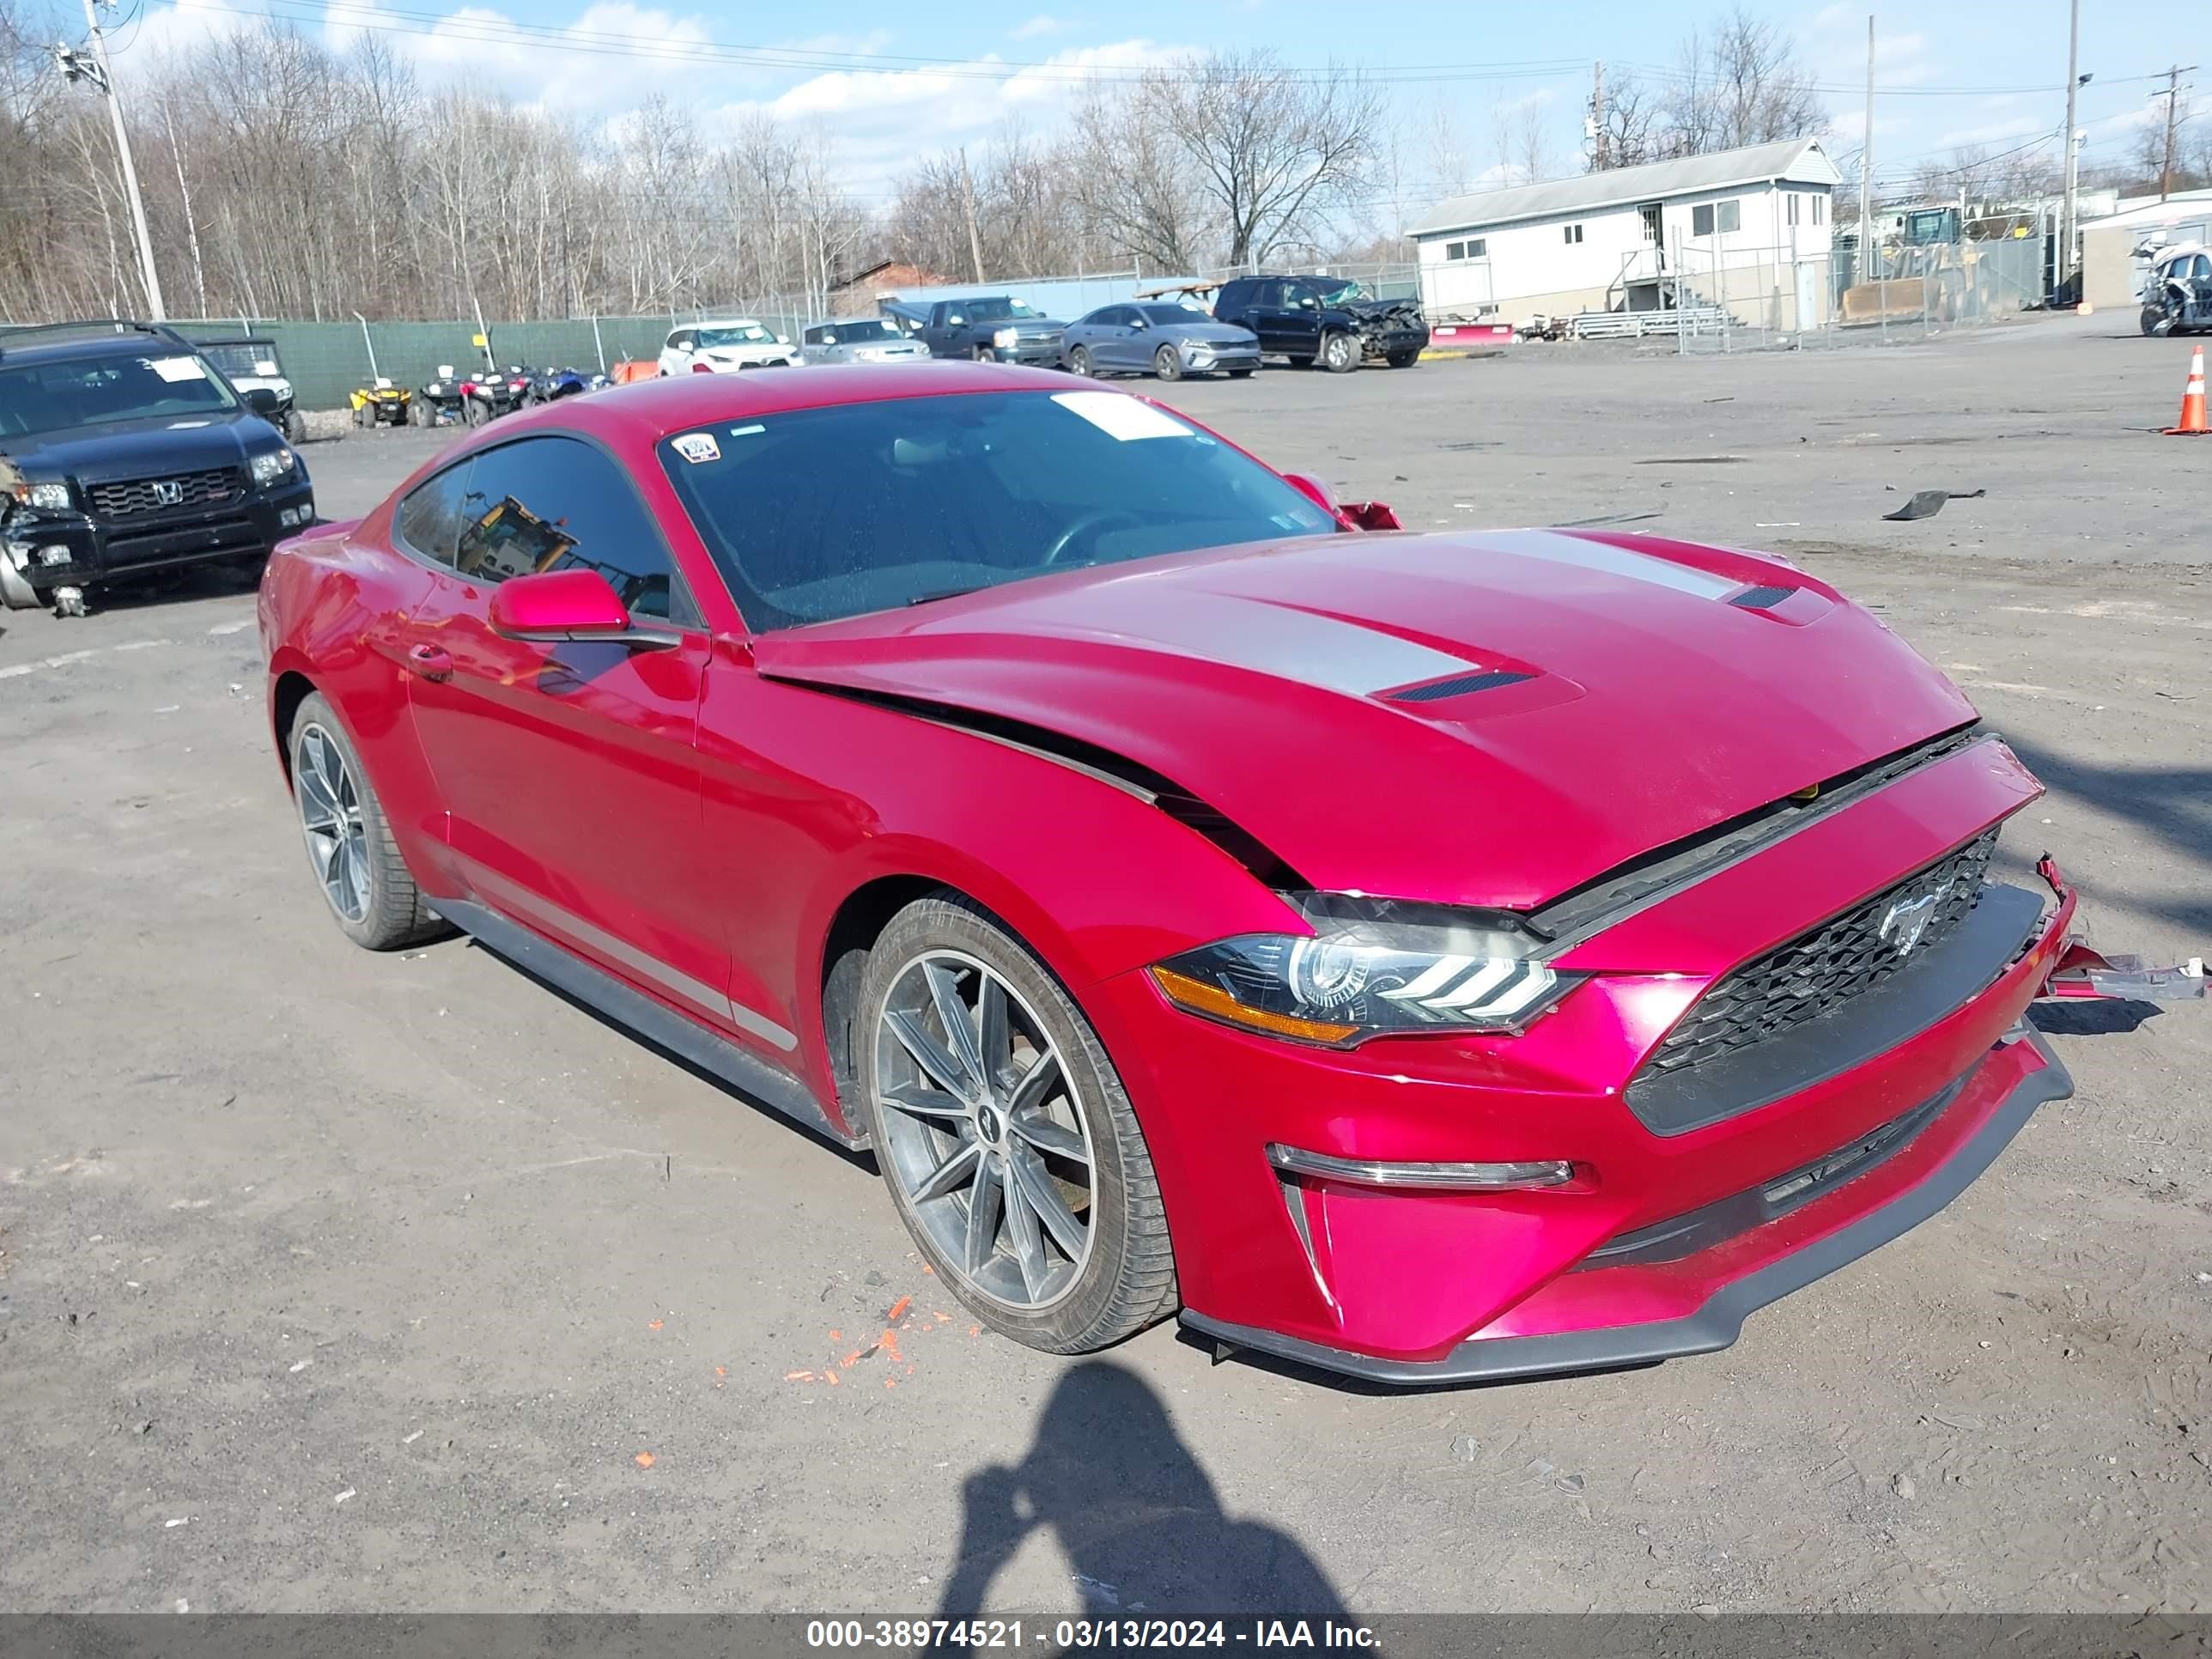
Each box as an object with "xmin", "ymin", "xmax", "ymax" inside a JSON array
[{"xmin": 404, "ymin": 642, "xmax": 453, "ymax": 682}]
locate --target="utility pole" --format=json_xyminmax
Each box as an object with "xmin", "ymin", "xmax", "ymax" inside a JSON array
[
  {"xmin": 1590, "ymin": 61, "xmax": 1608, "ymax": 172},
  {"xmin": 2058, "ymin": 0, "xmax": 2081, "ymax": 299},
  {"xmin": 1859, "ymin": 16, "xmax": 1875, "ymax": 280},
  {"xmin": 63, "ymin": 0, "xmax": 165, "ymax": 319},
  {"xmin": 957, "ymin": 148, "xmax": 986, "ymax": 283},
  {"xmin": 2153, "ymin": 64, "xmax": 2198, "ymax": 202}
]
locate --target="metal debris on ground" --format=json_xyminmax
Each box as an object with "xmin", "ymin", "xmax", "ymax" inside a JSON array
[{"xmin": 1885, "ymin": 487, "xmax": 1988, "ymax": 522}]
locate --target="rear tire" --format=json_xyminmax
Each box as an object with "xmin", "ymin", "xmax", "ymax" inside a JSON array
[
  {"xmin": 286, "ymin": 693, "xmax": 450, "ymax": 952},
  {"xmin": 855, "ymin": 893, "xmax": 1177, "ymax": 1354},
  {"xmin": 1152, "ymin": 344, "xmax": 1182, "ymax": 382},
  {"xmin": 407, "ymin": 398, "xmax": 429, "ymax": 427},
  {"xmin": 1285, "ymin": 354, "xmax": 1314, "ymax": 369}
]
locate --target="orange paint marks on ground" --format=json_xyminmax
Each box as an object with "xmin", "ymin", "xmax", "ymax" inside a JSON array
[
  {"xmin": 647, "ymin": 1320, "xmax": 664, "ymax": 1332},
  {"xmin": 634, "ymin": 1452, "xmax": 656, "ymax": 1468},
  {"xmin": 886, "ymin": 1296, "xmax": 912, "ymax": 1323},
  {"xmin": 824, "ymin": 1369, "xmax": 841, "ymax": 1386}
]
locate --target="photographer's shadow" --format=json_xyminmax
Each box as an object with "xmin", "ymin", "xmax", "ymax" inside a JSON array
[{"xmin": 936, "ymin": 1359, "xmax": 1349, "ymax": 1624}]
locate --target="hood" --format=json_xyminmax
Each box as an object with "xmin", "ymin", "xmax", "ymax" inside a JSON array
[
  {"xmin": 752, "ymin": 528, "xmax": 1978, "ymax": 909},
  {"xmin": 705, "ymin": 343, "xmax": 790, "ymax": 362},
  {"xmin": 1, "ymin": 413, "xmax": 282, "ymax": 484},
  {"xmin": 1164, "ymin": 321, "xmax": 1258, "ymax": 345},
  {"xmin": 1339, "ymin": 295, "xmax": 1427, "ymax": 325}
]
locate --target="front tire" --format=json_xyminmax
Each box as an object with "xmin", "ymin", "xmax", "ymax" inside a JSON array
[
  {"xmin": 1321, "ymin": 331, "xmax": 1358, "ymax": 373},
  {"xmin": 287, "ymin": 693, "xmax": 448, "ymax": 951},
  {"xmin": 1386, "ymin": 349, "xmax": 1420, "ymax": 368},
  {"xmin": 1152, "ymin": 344, "xmax": 1182, "ymax": 382},
  {"xmin": 284, "ymin": 410, "xmax": 308, "ymax": 445},
  {"xmin": 1068, "ymin": 345, "xmax": 1093, "ymax": 377},
  {"xmin": 1228, "ymin": 368, "xmax": 1255, "ymax": 379},
  {"xmin": 856, "ymin": 894, "xmax": 1176, "ymax": 1354}
]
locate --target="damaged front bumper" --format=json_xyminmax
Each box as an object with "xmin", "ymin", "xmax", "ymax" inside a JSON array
[{"xmin": 2032, "ymin": 854, "xmax": 2206, "ymax": 1003}]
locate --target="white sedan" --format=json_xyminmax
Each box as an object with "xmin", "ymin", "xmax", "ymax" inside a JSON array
[{"xmin": 657, "ymin": 320, "xmax": 799, "ymax": 375}]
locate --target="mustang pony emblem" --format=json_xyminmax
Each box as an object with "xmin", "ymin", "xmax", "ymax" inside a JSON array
[{"xmin": 1879, "ymin": 886, "xmax": 1948, "ymax": 957}]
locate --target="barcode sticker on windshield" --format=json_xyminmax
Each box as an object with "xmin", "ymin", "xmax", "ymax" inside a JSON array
[
  {"xmin": 672, "ymin": 432, "xmax": 720, "ymax": 464},
  {"xmin": 1051, "ymin": 392, "xmax": 1192, "ymax": 441},
  {"xmin": 149, "ymin": 356, "xmax": 207, "ymax": 383}
]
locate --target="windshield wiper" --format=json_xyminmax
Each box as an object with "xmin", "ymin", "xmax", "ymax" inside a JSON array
[{"xmin": 905, "ymin": 585, "xmax": 990, "ymax": 607}]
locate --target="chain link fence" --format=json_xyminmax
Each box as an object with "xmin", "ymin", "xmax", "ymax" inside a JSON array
[{"xmin": 1668, "ymin": 235, "xmax": 2048, "ymax": 354}]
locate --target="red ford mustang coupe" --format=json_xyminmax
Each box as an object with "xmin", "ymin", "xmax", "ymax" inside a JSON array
[{"xmin": 259, "ymin": 362, "xmax": 2085, "ymax": 1383}]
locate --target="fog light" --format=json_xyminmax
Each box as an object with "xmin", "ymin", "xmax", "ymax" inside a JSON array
[
  {"xmin": 34, "ymin": 544, "xmax": 70, "ymax": 567},
  {"xmin": 1266, "ymin": 1144, "xmax": 1576, "ymax": 1192}
]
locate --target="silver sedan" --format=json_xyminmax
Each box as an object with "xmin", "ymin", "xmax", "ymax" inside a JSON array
[
  {"xmin": 799, "ymin": 318, "xmax": 933, "ymax": 365},
  {"xmin": 1060, "ymin": 303, "xmax": 1260, "ymax": 381}
]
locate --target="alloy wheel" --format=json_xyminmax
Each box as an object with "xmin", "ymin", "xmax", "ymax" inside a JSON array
[
  {"xmin": 1324, "ymin": 333, "xmax": 1355, "ymax": 371},
  {"xmin": 1070, "ymin": 346, "xmax": 1092, "ymax": 376},
  {"xmin": 295, "ymin": 722, "xmax": 370, "ymax": 924},
  {"xmin": 873, "ymin": 951, "xmax": 1097, "ymax": 1310}
]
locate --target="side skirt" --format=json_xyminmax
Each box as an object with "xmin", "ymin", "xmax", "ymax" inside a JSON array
[{"xmin": 431, "ymin": 896, "xmax": 863, "ymax": 1150}]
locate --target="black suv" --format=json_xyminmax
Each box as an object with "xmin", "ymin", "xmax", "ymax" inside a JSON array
[
  {"xmin": 1210, "ymin": 276, "xmax": 1429, "ymax": 371},
  {"xmin": 0, "ymin": 320, "xmax": 315, "ymax": 616}
]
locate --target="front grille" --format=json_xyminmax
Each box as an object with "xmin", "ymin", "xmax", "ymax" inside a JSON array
[
  {"xmin": 1642, "ymin": 830, "xmax": 2000, "ymax": 1079},
  {"xmin": 88, "ymin": 467, "xmax": 244, "ymax": 520}
]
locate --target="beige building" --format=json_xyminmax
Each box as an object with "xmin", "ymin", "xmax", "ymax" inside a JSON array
[{"xmin": 2078, "ymin": 191, "xmax": 2212, "ymax": 313}]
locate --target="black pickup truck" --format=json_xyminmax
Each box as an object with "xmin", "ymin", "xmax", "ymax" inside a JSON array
[
  {"xmin": 0, "ymin": 320, "xmax": 314, "ymax": 616},
  {"xmin": 880, "ymin": 296, "xmax": 1067, "ymax": 365},
  {"xmin": 1210, "ymin": 275, "xmax": 1429, "ymax": 371}
]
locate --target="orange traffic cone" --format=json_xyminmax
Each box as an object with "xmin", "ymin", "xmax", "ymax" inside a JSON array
[{"xmin": 2167, "ymin": 343, "xmax": 2209, "ymax": 434}]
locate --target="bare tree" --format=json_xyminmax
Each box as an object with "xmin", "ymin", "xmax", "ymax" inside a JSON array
[
  {"xmin": 1490, "ymin": 95, "xmax": 1553, "ymax": 187},
  {"xmin": 1142, "ymin": 52, "xmax": 1379, "ymax": 266},
  {"xmin": 1592, "ymin": 75, "xmax": 1663, "ymax": 170},
  {"xmin": 1066, "ymin": 91, "xmax": 1206, "ymax": 270},
  {"xmin": 1658, "ymin": 8, "xmax": 1824, "ymax": 157}
]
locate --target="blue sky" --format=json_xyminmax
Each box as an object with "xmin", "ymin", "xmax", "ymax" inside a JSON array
[{"xmin": 125, "ymin": 0, "xmax": 2197, "ymax": 221}]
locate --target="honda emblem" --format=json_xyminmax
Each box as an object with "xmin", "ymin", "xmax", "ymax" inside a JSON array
[{"xmin": 152, "ymin": 479, "xmax": 184, "ymax": 507}]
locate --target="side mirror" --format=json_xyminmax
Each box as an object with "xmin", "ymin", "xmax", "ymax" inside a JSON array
[
  {"xmin": 241, "ymin": 386, "xmax": 282, "ymax": 417},
  {"xmin": 438, "ymin": 364, "xmax": 455, "ymax": 378},
  {"xmin": 1342, "ymin": 501, "xmax": 1402, "ymax": 532},
  {"xmin": 1281, "ymin": 472, "xmax": 1337, "ymax": 515},
  {"xmin": 1129, "ymin": 314, "xmax": 1149, "ymax": 330},
  {"xmin": 488, "ymin": 569, "xmax": 678, "ymax": 650}
]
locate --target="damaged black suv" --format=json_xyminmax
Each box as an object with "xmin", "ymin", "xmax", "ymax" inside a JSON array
[
  {"xmin": 1210, "ymin": 275, "xmax": 1429, "ymax": 372},
  {"xmin": 1, "ymin": 319, "xmax": 316, "ymax": 617}
]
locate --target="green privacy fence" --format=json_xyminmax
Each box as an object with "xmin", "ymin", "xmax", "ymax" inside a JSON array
[{"xmin": 165, "ymin": 313, "xmax": 806, "ymax": 411}]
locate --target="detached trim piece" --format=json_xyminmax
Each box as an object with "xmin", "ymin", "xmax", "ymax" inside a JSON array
[
  {"xmin": 431, "ymin": 897, "xmax": 858, "ymax": 1149},
  {"xmin": 1183, "ymin": 1030, "xmax": 2072, "ymax": 1387}
]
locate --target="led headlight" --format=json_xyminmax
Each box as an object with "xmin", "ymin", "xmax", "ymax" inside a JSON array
[
  {"xmin": 14, "ymin": 481, "xmax": 70, "ymax": 512},
  {"xmin": 250, "ymin": 447, "xmax": 297, "ymax": 488},
  {"xmin": 993, "ymin": 327, "xmax": 1018, "ymax": 349},
  {"xmin": 1150, "ymin": 894, "xmax": 1578, "ymax": 1048}
]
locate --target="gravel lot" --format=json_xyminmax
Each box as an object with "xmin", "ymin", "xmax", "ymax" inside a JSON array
[{"xmin": 3, "ymin": 313, "xmax": 2208, "ymax": 1617}]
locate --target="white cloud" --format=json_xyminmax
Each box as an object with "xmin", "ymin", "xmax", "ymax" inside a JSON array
[
  {"xmin": 1011, "ymin": 15, "xmax": 1073, "ymax": 39},
  {"xmin": 711, "ymin": 38, "xmax": 1188, "ymax": 185}
]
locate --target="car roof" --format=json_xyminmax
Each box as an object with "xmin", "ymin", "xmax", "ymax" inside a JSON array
[
  {"xmin": 459, "ymin": 361, "xmax": 1085, "ymax": 452},
  {"xmin": 807, "ymin": 317, "xmax": 895, "ymax": 327},
  {"xmin": 688, "ymin": 318, "xmax": 763, "ymax": 327},
  {"xmin": 0, "ymin": 331, "xmax": 191, "ymax": 368}
]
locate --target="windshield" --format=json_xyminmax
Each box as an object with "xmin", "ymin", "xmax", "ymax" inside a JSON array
[
  {"xmin": 0, "ymin": 350, "xmax": 239, "ymax": 440},
  {"xmin": 698, "ymin": 324, "xmax": 774, "ymax": 347},
  {"xmin": 1315, "ymin": 280, "xmax": 1374, "ymax": 305},
  {"xmin": 198, "ymin": 342, "xmax": 282, "ymax": 379},
  {"xmin": 1138, "ymin": 304, "xmax": 1206, "ymax": 325},
  {"xmin": 659, "ymin": 390, "xmax": 1337, "ymax": 629},
  {"xmin": 822, "ymin": 319, "xmax": 900, "ymax": 344},
  {"xmin": 963, "ymin": 299, "xmax": 1038, "ymax": 322}
]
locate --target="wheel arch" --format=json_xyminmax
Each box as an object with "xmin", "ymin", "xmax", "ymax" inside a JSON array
[{"xmin": 269, "ymin": 664, "xmax": 320, "ymax": 787}]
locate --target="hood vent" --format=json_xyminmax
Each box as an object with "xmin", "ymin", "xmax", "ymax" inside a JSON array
[
  {"xmin": 1389, "ymin": 669, "xmax": 1534, "ymax": 705},
  {"xmin": 1727, "ymin": 584, "xmax": 1794, "ymax": 611}
]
